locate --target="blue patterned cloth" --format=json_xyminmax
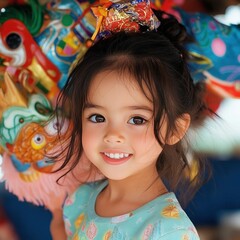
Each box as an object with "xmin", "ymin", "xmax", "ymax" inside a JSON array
[{"xmin": 63, "ymin": 180, "xmax": 199, "ymax": 239}]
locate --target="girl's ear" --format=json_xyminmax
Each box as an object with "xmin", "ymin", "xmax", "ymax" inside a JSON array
[{"xmin": 166, "ymin": 114, "xmax": 191, "ymax": 145}]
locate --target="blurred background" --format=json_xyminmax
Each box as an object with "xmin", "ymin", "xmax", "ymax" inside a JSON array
[{"xmin": 0, "ymin": 0, "xmax": 240, "ymax": 239}]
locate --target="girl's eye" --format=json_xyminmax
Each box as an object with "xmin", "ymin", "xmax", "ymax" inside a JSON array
[
  {"xmin": 128, "ymin": 117, "xmax": 146, "ymax": 125},
  {"xmin": 89, "ymin": 114, "xmax": 105, "ymax": 123}
]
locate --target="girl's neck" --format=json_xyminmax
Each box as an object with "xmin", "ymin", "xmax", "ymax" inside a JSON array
[
  {"xmin": 106, "ymin": 177, "xmax": 167, "ymax": 202},
  {"xmin": 95, "ymin": 171, "xmax": 168, "ymax": 217}
]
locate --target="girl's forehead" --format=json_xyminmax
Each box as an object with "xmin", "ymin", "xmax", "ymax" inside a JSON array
[
  {"xmin": 87, "ymin": 71, "xmax": 153, "ymax": 106},
  {"xmin": 89, "ymin": 70, "xmax": 152, "ymax": 95}
]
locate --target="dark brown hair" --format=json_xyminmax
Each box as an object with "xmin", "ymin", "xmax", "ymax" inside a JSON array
[{"xmin": 56, "ymin": 10, "xmax": 209, "ymax": 203}]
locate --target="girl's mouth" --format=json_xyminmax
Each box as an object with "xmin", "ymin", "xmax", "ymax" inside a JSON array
[{"xmin": 101, "ymin": 152, "xmax": 132, "ymax": 165}]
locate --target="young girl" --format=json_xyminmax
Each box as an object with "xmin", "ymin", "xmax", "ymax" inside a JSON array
[{"xmin": 52, "ymin": 3, "xmax": 207, "ymax": 239}]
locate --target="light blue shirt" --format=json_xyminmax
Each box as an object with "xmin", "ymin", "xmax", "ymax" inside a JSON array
[{"xmin": 63, "ymin": 180, "xmax": 200, "ymax": 239}]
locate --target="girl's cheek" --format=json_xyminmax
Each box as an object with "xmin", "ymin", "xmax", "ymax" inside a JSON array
[{"xmin": 83, "ymin": 125, "xmax": 102, "ymax": 142}]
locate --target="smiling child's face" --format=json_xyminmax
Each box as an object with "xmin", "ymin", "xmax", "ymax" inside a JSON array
[{"xmin": 82, "ymin": 70, "xmax": 166, "ymax": 181}]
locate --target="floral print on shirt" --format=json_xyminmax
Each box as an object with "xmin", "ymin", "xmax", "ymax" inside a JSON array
[{"xmin": 63, "ymin": 180, "xmax": 200, "ymax": 240}]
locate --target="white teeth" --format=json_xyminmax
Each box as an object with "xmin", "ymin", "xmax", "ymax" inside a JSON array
[{"xmin": 104, "ymin": 152, "xmax": 129, "ymax": 159}]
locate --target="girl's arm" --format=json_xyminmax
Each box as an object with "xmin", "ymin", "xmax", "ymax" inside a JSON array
[
  {"xmin": 50, "ymin": 209, "xmax": 67, "ymax": 240},
  {"xmin": 158, "ymin": 229, "xmax": 200, "ymax": 240}
]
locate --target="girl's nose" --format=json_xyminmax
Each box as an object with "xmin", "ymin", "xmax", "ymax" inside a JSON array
[{"xmin": 104, "ymin": 129, "xmax": 124, "ymax": 144}]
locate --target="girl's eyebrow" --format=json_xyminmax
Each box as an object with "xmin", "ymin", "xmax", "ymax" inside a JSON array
[
  {"xmin": 127, "ymin": 106, "xmax": 153, "ymax": 112},
  {"xmin": 84, "ymin": 103, "xmax": 152, "ymax": 112},
  {"xmin": 84, "ymin": 103, "xmax": 102, "ymax": 109}
]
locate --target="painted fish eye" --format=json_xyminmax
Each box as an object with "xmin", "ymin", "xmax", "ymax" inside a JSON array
[
  {"xmin": 35, "ymin": 102, "xmax": 52, "ymax": 116},
  {"xmin": 31, "ymin": 134, "xmax": 46, "ymax": 150},
  {"xmin": 44, "ymin": 117, "xmax": 69, "ymax": 136},
  {"xmin": 6, "ymin": 33, "xmax": 21, "ymax": 49},
  {"xmin": 19, "ymin": 118, "xmax": 24, "ymax": 123}
]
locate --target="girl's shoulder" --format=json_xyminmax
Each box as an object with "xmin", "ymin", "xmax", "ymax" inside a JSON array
[
  {"xmin": 141, "ymin": 192, "xmax": 199, "ymax": 239},
  {"xmin": 76, "ymin": 179, "xmax": 107, "ymax": 193},
  {"xmin": 64, "ymin": 179, "xmax": 107, "ymax": 207},
  {"xmin": 158, "ymin": 193, "xmax": 200, "ymax": 239}
]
